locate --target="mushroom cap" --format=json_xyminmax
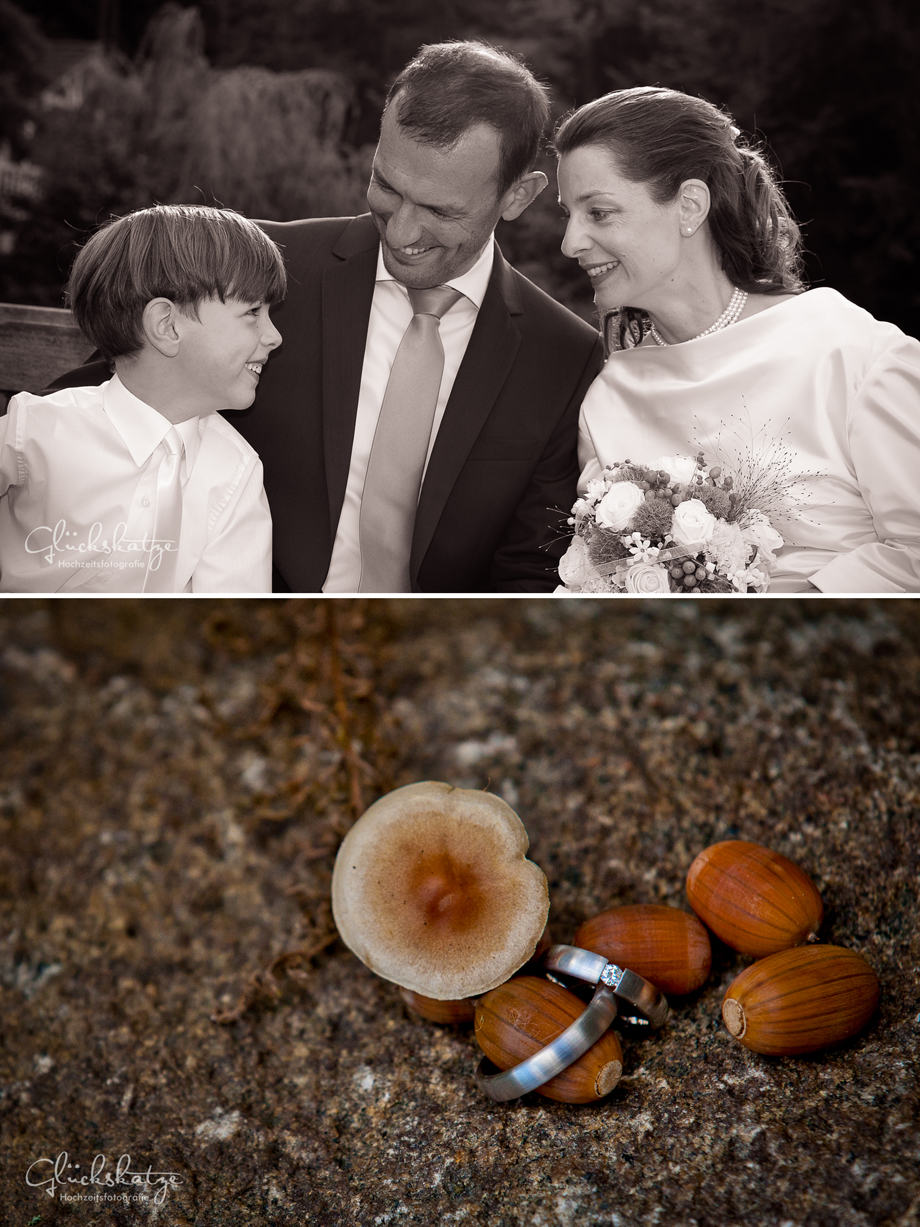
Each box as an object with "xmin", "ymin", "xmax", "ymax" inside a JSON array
[{"xmin": 331, "ymin": 781, "xmax": 549, "ymax": 999}]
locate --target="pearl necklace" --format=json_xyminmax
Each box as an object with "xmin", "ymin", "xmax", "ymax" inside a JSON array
[{"xmin": 649, "ymin": 286, "xmax": 748, "ymax": 346}]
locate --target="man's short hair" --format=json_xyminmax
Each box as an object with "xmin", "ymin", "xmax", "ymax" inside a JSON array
[
  {"xmin": 384, "ymin": 41, "xmax": 551, "ymax": 197},
  {"xmin": 65, "ymin": 204, "xmax": 287, "ymax": 363}
]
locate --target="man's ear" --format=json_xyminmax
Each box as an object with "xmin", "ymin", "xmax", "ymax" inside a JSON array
[
  {"xmin": 500, "ymin": 171, "xmax": 548, "ymax": 222},
  {"xmin": 141, "ymin": 298, "xmax": 182, "ymax": 357}
]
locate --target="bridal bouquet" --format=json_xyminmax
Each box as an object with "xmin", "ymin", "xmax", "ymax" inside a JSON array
[{"xmin": 557, "ymin": 452, "xmax": 785, "ymax": 594}]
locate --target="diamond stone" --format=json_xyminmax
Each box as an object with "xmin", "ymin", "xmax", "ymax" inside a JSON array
[{"xmin": 600, "ymin": 962, "xmax": 625, "ymax": 990}]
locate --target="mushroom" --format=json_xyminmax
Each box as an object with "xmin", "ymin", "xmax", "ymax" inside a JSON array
[{"xmin": 331, "ymin": 781, "xmax": 549, "ymax": 1000}]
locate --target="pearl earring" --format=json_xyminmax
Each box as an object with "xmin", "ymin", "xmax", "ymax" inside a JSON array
[{"xmin": 685, "ymin": 227, "xmax": 693, "ymax": 235}]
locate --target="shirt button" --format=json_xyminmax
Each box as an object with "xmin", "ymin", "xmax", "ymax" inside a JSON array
[{"xmin": 142, "ymin": 498, "xmax": 151, "ymax": 507}]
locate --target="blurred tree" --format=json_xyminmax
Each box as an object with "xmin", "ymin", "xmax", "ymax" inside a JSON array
[
  {"xmin": 12, "ymin": 0, "xmax": 98, "ymax": 40},
  {"xmin": 0, "ymin": 0, "xmax": 48, "ymax": 156},
  {"xmin": 765, "ymin": 0, "xmax": 920, "ymax": 337},
  {"xmin": 14, "ymin": 0, "xmax": 165, "ymax": 51},
  {"xmin": 0, "ymin": 3, "xmax": 369, "ymax": 305}
]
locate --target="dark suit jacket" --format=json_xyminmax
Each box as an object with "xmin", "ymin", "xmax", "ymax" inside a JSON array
[
  {"xmin": 238, "ymin": 215, "xmax": 602, "ymax": 592},
  {"xmin": 48, "ymin": 213, "xmax": 603, "ymax": 592}
]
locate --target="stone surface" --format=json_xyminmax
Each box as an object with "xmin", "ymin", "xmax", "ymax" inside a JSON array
[{"xmin": 1, "ymin": 598, "xmax": 918, "ymax": 1227}]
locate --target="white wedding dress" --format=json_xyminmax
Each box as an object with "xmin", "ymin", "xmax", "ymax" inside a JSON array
[{"xmin": 575, "ymin": 288, "xmax": 920, "ymax": 592}]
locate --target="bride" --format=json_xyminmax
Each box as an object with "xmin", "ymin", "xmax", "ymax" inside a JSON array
[{"xmin": 554, "ymin": 87, "xmax": 920, "ymax": 593}]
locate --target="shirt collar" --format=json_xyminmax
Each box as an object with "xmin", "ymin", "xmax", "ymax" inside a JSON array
[
  {"xmin": 103, "ymin": 373, "xmax": 201, "ymax": 473},
  {"xmin": 375, "ymin": 233, "xmax": 495, "ymax": 309}
]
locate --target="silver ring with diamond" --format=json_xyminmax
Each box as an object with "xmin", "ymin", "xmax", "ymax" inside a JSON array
[
  {"xmin": 474, "ymin": 981, "xmax": 618, "ymax": 1102},
  {"xmin": 543, "ymin": 944, "xmax": 669, "ymax": 1028}
]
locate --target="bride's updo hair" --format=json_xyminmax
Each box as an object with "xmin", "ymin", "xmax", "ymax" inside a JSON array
[{"xmin": 554, "ymin": 87, "xmax": 805, "ymax": 294}]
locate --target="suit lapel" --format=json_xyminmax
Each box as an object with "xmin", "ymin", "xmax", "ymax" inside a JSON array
[
  {"xmin": 321, "ymin": 216, "xmax": 379, "ymax": 532},
  {"xmin": 411, "ymin": 249, "xmax": 522, "ymax": 576}
]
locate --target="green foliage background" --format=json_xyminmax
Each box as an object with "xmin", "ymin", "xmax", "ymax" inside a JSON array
[{"xmin": 3, "ymin": 0, "xmax": 918, "ymax": 336}]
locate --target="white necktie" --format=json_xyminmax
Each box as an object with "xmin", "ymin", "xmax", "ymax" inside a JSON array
[
  {"xmin": 358, "ymin": 284, "xmax": 462, "ymax": 592},
  {"xmin": 143, "ymin": 426, "xmax": 184, "ymax": 592}
]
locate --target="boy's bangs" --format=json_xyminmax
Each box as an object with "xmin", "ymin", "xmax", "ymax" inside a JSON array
[
  {"xmin": 166, "ymin": 216, "xmax": 287, "ymax": 310},
  {"xmin": 223, "ymin": 239, "xmax": 287, "ymax": 307}
]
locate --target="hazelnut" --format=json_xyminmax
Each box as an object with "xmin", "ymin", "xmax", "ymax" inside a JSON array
[
  {"xmin": 475, "ymin": 976, "xmax": 623, "ymax": 1102},
  {"xmin": 722, "ymin": 944, "xmax": 880, "ymax": 1055},
  {"xmin": 574, "ymin": 903, "xmax": 712, "ymax": 996},
  {"xmin": 686, "ymin": 839, "xmax": 823, "ymax": 957},
  {"xmin": 399, "ymin": 989, "xmax": 477, "ymax": 1024}
]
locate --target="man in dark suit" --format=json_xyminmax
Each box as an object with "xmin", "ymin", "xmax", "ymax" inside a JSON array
[{"xmin": 51, "ymin": 40, "xmax": 603, "ymax": 592}]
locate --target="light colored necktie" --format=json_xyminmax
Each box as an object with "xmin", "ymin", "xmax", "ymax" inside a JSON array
[
  {"xmin": 358, "ymin": 284, "xmax": 462, "ymax": 592},
  {"xmin": 143, "ymin": 425, "xmax": 184, "ymax": 592}
]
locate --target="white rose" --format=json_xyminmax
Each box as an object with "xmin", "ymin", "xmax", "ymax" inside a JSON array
[
  {"xmin": 653, "ymin": 454, "xmax": 697, "ymax": 483},
  {"xmin": 557, "ymin": 536, "xmax": 595, "ymax": 590},
  {"xmin": 624, "ymin": 562, "xmax": 672, "ymax": 593},
  {"xmin": 671, "ymin": 498, "xmax": 717, "ymax": 552},
  {"xmin": 595, "ymin": 480, "xmax": 645, "ymax": 531},
  {"xmin": 742, "ymin": 515, "xmax": 784, "ymax": 563}
]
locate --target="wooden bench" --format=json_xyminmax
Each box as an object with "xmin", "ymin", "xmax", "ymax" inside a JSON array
[{"xmin": 0, "ymin": 302, "xmax": 92, "ymax": 410}]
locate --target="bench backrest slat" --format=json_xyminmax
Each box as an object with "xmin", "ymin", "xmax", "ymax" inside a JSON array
[{"xmin": 0, "ymin": 303, "xmax": 93, "ymax": 396}]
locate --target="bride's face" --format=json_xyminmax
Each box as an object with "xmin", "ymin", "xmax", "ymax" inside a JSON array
[{"xmin": 558, "ymin": 145, "xmax": 683, "ymax": 314}]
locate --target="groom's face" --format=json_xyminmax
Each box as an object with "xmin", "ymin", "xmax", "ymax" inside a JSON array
[{"xmin": 367, "ymin": 103, "xmax": 509, "ymax": 288}]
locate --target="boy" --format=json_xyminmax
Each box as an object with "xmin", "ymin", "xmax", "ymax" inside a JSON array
[{"xmin": 0, "ymin": 204, "xmax": 285, "ymax": 592}]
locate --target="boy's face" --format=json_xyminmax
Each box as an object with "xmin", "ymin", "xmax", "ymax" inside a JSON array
[{"xmin": 177, "ymin": 297, "xmax": 282, "ymax": 414}]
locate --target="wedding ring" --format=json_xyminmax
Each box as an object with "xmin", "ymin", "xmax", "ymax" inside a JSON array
[
  {"xmin": 544, "ymin": 944, "xmax": 669, "ymax": 1029},
  {"xmin": 474, "ymin": 981, "xmax": 618, "ymax": 1102}
]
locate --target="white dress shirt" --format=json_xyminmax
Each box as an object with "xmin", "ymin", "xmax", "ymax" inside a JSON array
[
  {"xmin": 0, "ymin": 375, "xmax": 272, "ymax": 592},
  {"xmin": 323, "ymin": 236, "xmax": 495, "ymax": 592}
]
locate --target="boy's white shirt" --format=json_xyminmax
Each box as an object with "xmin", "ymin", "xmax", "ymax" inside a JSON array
[{"xmin": 0, "ymin": 375, "xmax": 271, "ymax": 593}]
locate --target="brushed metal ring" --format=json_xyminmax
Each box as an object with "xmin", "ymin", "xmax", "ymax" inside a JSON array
[
  {"xmin": 544, "ymin": 944, "xmax": 670, "ymax": 1029},
  {"xmin": 474, "ymin": 982, "xmax": 618, "ymax": 1102}
]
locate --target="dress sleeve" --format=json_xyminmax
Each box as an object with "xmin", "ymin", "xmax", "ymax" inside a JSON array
[
  {"xmin": 577, "ymin": 409, "xmax": 606, "ymax": 497},
  {"xmin": 0, "ymin": 409, "xmax": 11, "ymax": 498},
  {"xmin": 0, "ymin": 395, "xmax": 25, "ymax": 498},
  {"xmin": 810, "ymin": 331, "xmax": 920, "ymax": 593},
  {"xmin": 191, "ymin": 454, "xmax": 273, "ymax": 593}
]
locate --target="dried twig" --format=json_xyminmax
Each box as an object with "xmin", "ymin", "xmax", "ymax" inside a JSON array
[
  {"xmin": 323, "ymin": 602, "xmax": 366, "ymax": 820},
  {"xmin": 211, "ymin": 922, "xmax": 339, "ymax": 1025}
]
